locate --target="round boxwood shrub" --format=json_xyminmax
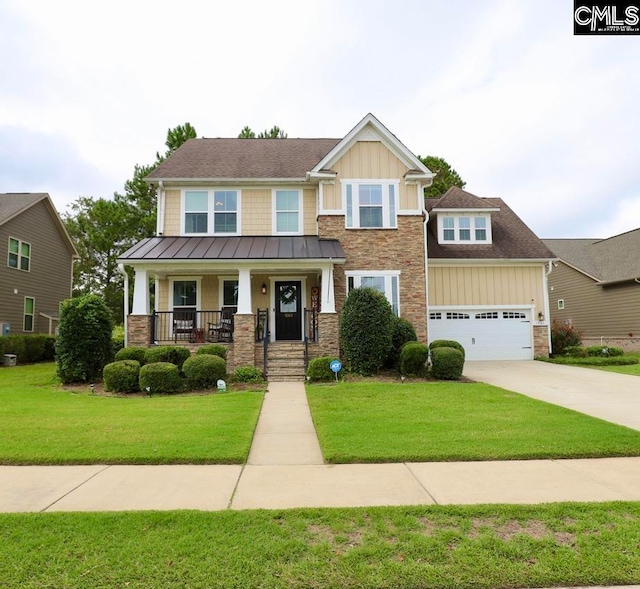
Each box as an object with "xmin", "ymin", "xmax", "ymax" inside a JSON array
[
  {"xmin": 183, "ymin": 354, "xmax": 226, "ymax": 389},
  {"xmin": 564, "ymin": 345, "xmax": 588, "ymax": 357},
  {"xmin": 115, "ymin": 346, "xmax": 148, "ymax": 365},
  {"xmin": 430, "ymin": 346, "xmax": 464, "ymax": 380},
  {"xmin": 429, "ymin": 339, "xmax": 466, "ymax": 361},
  {"xmin": 144, "ymin": 346, "xmax": 191, "ymax": 369},
  {"xmin": 103, "ymin": 360, "xmax": 140, "ymax": 393},
  {"xmin": 386, "ymin": 317, "xmax": 417, "ymax": 369},
  {"xmin": 139, "ymin": 362, "xmax": 183, "ymax": 394},
  {"xmin": 234, "ymin": 366, "xmax": 264, "ymax": 383},
  {"xmin": 56, "ymin": 294, "xmax": 114, "ymax": 384},
  {"xmin": 196, "ymin": 343, "xmax": 227, "ymax": 359},
  {"xmin": 585, "ymin": 345, "xmax": 624, "ymax": 357},
  {"xmin": 400, "ymin": 342, "xmax": 429, "ymax": 376},
  {"xmin": 340, "ymin": 287, "xmax": 394, "ymax": 376},
  {"xmin": 307, "ymin": 356, "xmax": 336, "ymax": 382}
]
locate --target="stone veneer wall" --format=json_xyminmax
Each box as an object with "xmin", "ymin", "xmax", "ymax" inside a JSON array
[
  {"xmin": 231, "ymin": 314, "xmax": 255, "ymax": 371},
  {"xmin": 127, "ymin": 315, "xmax": 152, "ymax": 346},
  {"xmin": 318, "ymin": 215, "xmax": 427, "ymax": 342},
  {"xmin": 581, "ymin": 336, "xmax": 640, "ymax": 352},
  {"xmin": 316, "ymin": 313, "xmax": 340, "ymax": 358},
  {"xmin": 533, "ymin": 325, "xmax": 549, "ymax": 357}
]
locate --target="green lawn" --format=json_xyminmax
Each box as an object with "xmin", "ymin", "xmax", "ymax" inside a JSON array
[
  {"xmin": 1, "ymin": 503, "xmax": 639, "ymax": 588},
  {"xmin": 596, "ymin": 353, "xmax": 640, "ymax": 375},
  {"xmin": 307, "ymin": 381, "xmax": 640, "ymax": 463},
  {"xmin": 0, "ymin": 363, "xmax": 263, "ymax": 465}
]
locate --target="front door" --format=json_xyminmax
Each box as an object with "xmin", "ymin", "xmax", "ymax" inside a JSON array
[{"xmin": 275, "ymin": 281, "xmax": 302, "ymax": 340}]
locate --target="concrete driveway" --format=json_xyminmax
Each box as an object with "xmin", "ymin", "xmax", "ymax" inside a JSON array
[{"xmin": 464, "ymin": 361, "xmax": 640, "ymax": 430}]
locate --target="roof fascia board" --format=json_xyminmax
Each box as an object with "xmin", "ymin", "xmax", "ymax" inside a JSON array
[
  {"xmin": 312, "ymin": 113, "xmax": 434, "ymax": 177},
  {"xmin": 595, "ymin": 277, "xmax": 639, "ymax": 286},
  {"xmin": 146, "ymin": 177, "xmax": 309, "ymax": 185},
  {"xmin": 117, "ymin": 258, "xmax": 346, "ymax": 270},
  {"xmin": 428, "ymin": 258, "xmax": 556, "ymax": 266},
  {"xmin": 554, "ymin": 258, "xmax": 601, "ymax": 282},
  {"xmin": 431, "ymin": 207, "xmax": 501, "ymax": 213}
]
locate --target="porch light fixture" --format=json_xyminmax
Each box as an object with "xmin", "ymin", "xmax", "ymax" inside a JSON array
[
  {"xmin": 261, "ymin": 282, "xmax": 267, "ymax": 295},
  {"xmin": 538, "ymin": 312, "xmax": 544, "ymax": 322}
]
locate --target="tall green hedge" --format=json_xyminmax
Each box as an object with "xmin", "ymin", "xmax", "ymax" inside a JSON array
[{"xmin": 0, "ymin": 335, "xmax": 56, "ymax": 362}]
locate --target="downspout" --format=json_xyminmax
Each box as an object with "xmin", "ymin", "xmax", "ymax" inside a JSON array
[
  {"xmin": 544, "ymin": 260, "xmax": 554, "ymax": 354},
  {"xmin": 157, "ymin": 180, "xmax": 165, "ymax": 235},
  {"xmin": 117, "ymin": 263, "xmax": 129, "ymax": 347},
  {"xmin": 420, "ymin": 180, "xmax": 432, "ymax": 344}
]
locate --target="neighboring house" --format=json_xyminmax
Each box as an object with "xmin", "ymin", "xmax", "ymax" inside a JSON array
[
  {"xmin": 543, "ymin": 229, "xmax": 640, "ymax": 351},
  {"xmin": 119, "ymin": 114, "xmax": 553, "ymax": 375},
  {"xmin": 0, "ymin": 193, "xmax": 78, "ymax": 336}
]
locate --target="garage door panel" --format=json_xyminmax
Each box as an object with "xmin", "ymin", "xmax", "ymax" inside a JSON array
[{"xmin": 429, "ymin": 309, "xmax": 532, "ymax": 361}]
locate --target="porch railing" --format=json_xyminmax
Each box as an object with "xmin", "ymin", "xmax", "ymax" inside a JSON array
[
  {"xmin": 153, "ymin": 310, "xmax": 234, "ymax": 344},
  {"xmin": 256, "ymin": 309, "xmax": 269, "ymax": 376},
  {"xmin": 303, "ymin": 308, "xmax": 318, "ymax": 369}
]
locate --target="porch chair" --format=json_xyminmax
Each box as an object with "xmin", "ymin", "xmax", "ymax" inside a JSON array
[
  {"xmin": 173, "ymin": 318, "xmax": 195, "ymax": 342},
  {"xmin": 208, "ymin": 308, "xmax": 234, "ymax": 342}
]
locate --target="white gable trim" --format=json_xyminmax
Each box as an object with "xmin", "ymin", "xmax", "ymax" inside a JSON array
[{"xmin": 312, "ymin": 113, "xmax": 434, "ymax": 179}]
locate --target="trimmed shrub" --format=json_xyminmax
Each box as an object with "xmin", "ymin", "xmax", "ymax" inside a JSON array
[
  {"xmin": 400, "ymin": 342, "xmax": 429, "ymax": 376},
  {"xmin": 56, "ymin": 294, "xmax": 114, "ymax": 384},
  {"xmin": 196, "ymin": 343, "xmax": 227, "ymax": 359},
  {"xmin": 585, "ymin": 345, "xmax": 624, "ymax": 357},
  {"xmin": 115, "ymin": 346, "xmax": 147, "ymax": 365},
  {"xmin": 307, "ymin": 356, "xmax": 336, "ymax": 382},
  {"xmin": 564, "ymin": 345, "xmax": 588, "ymax": 357},
  {"xmin": 0, "ymin": 335, "xmax": 56, "ymax": 362},
  {"xmin": 43, "ymin": 336, "xmax": 56, "ymax": 361},
  {"xmin": 551, "ymin": 319, "xmax": 582, "ymax": 356},
  {"xmin": 103, "ymin": 360, "xmax": 140, "ymax": 393},
  {"xmin": 183, "ymin": 354, "xmax": 226, "ymax": 389},
  {"xmin": 340, "ymin": 287, "xmax": 394, "ymax": 376},
  {"xmin": 430, "ymin": 346, "xmax": 464, "ymax": 380},
  {"xmin": 1, "ymin": 335, "xmax": 25, "ymax": 360},
  {"xmin": 429, "ymin": 339, "xmax": 465, "ymax": 361},
  {"xmin": 542, "ymin": 355, "xmax": 638, "ymax": 367},
  {"xmin": 234, "ymin": 366, "xmax": 264, "ymax": 383},
  {"xmin": 386, "ymin": 317, "xmax": 417, "ymax": 369},
  {"xmin": 139, "ymin": 362, "xmax": 183, "ymax": 394},
  {"xmin": 144, "ymin": 346, "xmax": 191, "ymax": 369}
]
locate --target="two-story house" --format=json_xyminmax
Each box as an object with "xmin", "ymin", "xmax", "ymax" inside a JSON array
[
  {"xmin": 119, "ymin": 114, "xmax": 553, "ymax": 376},
  {"xmin": 0, "ymin": 193, "xmax": 78, "ymax": 336}
]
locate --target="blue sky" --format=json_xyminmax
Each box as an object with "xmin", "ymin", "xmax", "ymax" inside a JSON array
[{"xmin": 1, "ymin": 0, "xmax": 639, "ymax": 238}]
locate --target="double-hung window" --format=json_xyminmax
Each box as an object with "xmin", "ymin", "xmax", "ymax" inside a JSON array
[
  {"xmin": 438, "ymin": 214, "xmax": 491, "ymax": 244},
  {"xmin": 346, "ymin": 271, "xmax": 400, "ymax": 315},
  {"xmin": 8, "ymin": 237, "xmax": 30, "ymax": 271},
  {"xmin": 274, "ymin": 190, "xmax": 301, "ymax": 234},
  {"xmin": 344, "ymin": 180, "xmax": 398, "ymax": 229},
  {"xmin": 183, "ymin": 190, "xmax": 239, "ymax": 235},
  {"xmin": 214, "ymin": 191, "xmax": 238, "ymax": 233},
  {"xmin": 24, "ymin": 297, "xmax": 35, "ymax": 332},
  {"xmin": 184, "ymin": 191, "xmax": 208, "ymax": 234}
]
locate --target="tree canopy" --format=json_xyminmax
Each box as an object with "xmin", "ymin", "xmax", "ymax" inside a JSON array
[
  {"xmin": 238, "ymin": 125, "xmax": 287, "ymax": 138},
  {"xmin": 418, "ymin": 155, "xmax": 466, "ymax": 199}
]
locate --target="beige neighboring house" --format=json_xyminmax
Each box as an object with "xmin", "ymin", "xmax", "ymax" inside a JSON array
[
  {"xmin": 0, "ymin": 193, "xmax": 78, "ymax": 336},
  {"xmin": 544, "ymin": 229, "xmax": 640, "ymax": 351},
  {"xmin": 118, "ymin": 114, "xmax": 554, "ymax": 377}
]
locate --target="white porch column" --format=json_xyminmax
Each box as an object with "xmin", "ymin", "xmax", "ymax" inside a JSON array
[
  {"xmin": 321, "ymin": 263, "xmax": 336, "ymax": 313},
  {"xmin": 132, "ymin": 268, "xmax": 150, "ymax": 315},
  {"xmin": 237, "ymin": 268, "xmax": 252, "ymax": 314}
]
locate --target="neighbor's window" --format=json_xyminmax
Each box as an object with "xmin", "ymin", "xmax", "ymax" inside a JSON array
[
  {"xmin": 274, "ymin": 190, "xmax": 300, "ymax": 233},
  {"xmin": 8, "ymin": 237, "xmax": 30, "ymax": 271},
  {"xmin": 24, "ymin": 297, "xmax": 34, "ymax": 332},
  {"xmin": 184, "ymin": 191, "xmax": 208, "ymax": 233},
  {"xmin": 557, "ymin": 299, "xmax": 565, "ymax": 310},
  {"xmin": 214, "ymin": 190, "xmax": 238, "ymax": 233},
  {"xmin": 346, "ymin": 272, "xmax": 400, "ymax": 315},
  {"xmin": 439, "ymin": 215, "xmax": 491, "ymax": 244},
  {"xmin": 344, "ymin": 181, "xmax": 398, "ymax": 229}
]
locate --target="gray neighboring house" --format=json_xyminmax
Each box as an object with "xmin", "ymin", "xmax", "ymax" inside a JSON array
[
  {"xmin": 0, "ymin": 193, "xmax": 78, "ymax": 336},
  {"xmin": 543, "ymin": 229, "xmax": 640, "ymax": 351}
]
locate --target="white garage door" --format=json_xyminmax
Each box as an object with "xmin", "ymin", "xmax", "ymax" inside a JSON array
[{"xmin": 428, "ymin": 309, "xmax": 533, "ymax": 361}]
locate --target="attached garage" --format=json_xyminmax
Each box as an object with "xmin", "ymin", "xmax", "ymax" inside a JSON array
[{"xmin": 428, "ymin": 307, "xmax": 533, "ymax": 361}]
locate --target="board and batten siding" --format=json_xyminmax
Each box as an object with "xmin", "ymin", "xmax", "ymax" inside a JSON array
[
  {"xmin": 548, "ymin": 261, "xmax": 640, "ymax": 337},
  {"xmin": 0, "ymin": 200, "xmax": 74, "ymax": 334},
  {"xmin": 429, "ymin": 265, "xmax": 546, "ymax": 310},
  {"xmin": 163, "ymin": 190, "xmax": 181, "ymax": 236}
]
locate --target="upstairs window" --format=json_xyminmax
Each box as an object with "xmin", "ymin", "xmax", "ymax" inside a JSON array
[
  {"xmin": 438, "ymin": 214, "xmax": 491, "ymax": 244},
  {"xmin": 274, "ymin": 190, "xmax": 301, "ymax": 234},
  {"xmin": 184, "ymin": 191, "xmax": 208, "ymax": 234},
  {"xmin": 346, "ymin": 272, "xmax": 400, "ymax": 315},
  {"xmin": 183, "ymin": 190, "xmax": 239, "ymax": 235},
  {"xmin": 8, "ymin": 237, "xmax": 30, "ymax": 271},
  {"xmin": 214, "ymin": 191, "xmax": 238, "ymax": 233},
  {"xmin": 344, "ymin": 180, "xmax": 398, "ymax": 229}
]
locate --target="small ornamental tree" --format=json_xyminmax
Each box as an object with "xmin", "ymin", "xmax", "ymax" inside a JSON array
[
  {"xmin": 339, "ymin": 287, "xmax": 394, "ymax": 375},
  {"xmin": 56, "ymin": 294, "xmax": 114, "ymax": 384},
  {"xmin": 550, "ymin": 319, "xmax": 582, "ymax": 356}
]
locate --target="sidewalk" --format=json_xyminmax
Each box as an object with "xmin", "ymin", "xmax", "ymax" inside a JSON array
[{"xmin": 2, "ymin": 381, "xmax": 640, "ymax": 513}]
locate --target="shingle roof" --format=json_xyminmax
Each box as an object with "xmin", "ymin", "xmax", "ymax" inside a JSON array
[
  {"xmin": 543, "ymin": 228, "xmax": 640, "ymax": 283},
  {"xmin": 118, "ymin": 235, "xmax": 346, "ymax": 262},
  {"xmin": 0, "ymin": 193, "xmax": 48, "ymax": 226},
  {"xmin": 147, "ymin": 138, "xmax": 342, "ymax": 180},
  {"xmin": 426, "ymin": 187, "xmax": 554, "ymax": 260}
]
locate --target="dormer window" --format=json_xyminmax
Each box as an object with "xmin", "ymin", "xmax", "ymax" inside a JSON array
[{"xmin": 438, "ymin": 214, "xmax": 492, "ymax": 244}]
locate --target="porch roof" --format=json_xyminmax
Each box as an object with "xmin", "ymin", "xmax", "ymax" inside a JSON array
[{"xmin": 119, "ymin": 235, "xmax": 346, "ymax": 263}]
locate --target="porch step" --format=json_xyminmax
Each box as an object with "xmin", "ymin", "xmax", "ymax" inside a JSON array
[{"xmin": 265, "ymin": 342, "xmax": 307, "ymax": 381}]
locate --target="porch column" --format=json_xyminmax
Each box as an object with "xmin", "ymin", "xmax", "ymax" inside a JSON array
[
  {"xmin": 321, "ymin": 263, "xmax": 336, "ymax": 313},
  {"xmin": 132, "ymin": 268, "xmax": 149, "ymax": 315},
  {"xmin": 237, "ymin": 268, "xmax": 252, "ymax": 314}
]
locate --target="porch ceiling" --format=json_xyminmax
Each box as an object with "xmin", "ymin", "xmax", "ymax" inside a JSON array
[{"xmin": 119, "ymin": 236, "xmax": 346, "ymax": 264}]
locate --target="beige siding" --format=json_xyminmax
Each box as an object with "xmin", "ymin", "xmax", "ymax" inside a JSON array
[
  {"xmin": 242, "ymin": 189, "xmax": 271, "ymax": 235},
  {"xmin": 163, "ymin": 190, "xmax": 181, "ymax": 236},
  {"xmin": 156, "ymin": 278, "xmax": 169, "ymax": 311},
  {"xmin": 322, "ymin": 182, "xmax": 339, "ymax": 210},
  {"xmin": 302, "ymin": 188, "xmax": 317, "ymax": 235},
  {"xmin": 429, "ymin": 265, "xmax": 545, "ymax": 310},
  {"xmin": 548, "ymin": 262, "xmax": 640, "ymax": 337},
  {"xmin": 0, "ymin": 200, "xmax": 74, "ymax": 334}
]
